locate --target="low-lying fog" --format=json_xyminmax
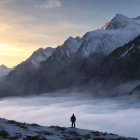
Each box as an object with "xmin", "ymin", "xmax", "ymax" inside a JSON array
[{"xmin": 0, "ymin": 93, "xmax": 139, "ymax": 139}]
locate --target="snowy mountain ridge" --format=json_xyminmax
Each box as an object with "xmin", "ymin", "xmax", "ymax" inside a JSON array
[
  {"xmin": 26, "ymin": 14, "xmax": 140, "ymax": 62},
  {"xmin": 78, "ymin": 14, "xmax": 140, "ymax": 57},
  {"xmin": 101, "ymin": 14, "xmax": 140, "ymax": 30},
  {"xmin": 26, "ymin": 36, "xmax": 82, "ymax": 67},
  {"xmin": 27, "ymin": 47, "xmax": 56, "ymax": 66},
  {"xmin": 78, "ymin": 28, "xmax": 140, "ymax": 57},
  {"xmin": 63, "ymin": 36, "xmax": 82, "ymax": 54}
]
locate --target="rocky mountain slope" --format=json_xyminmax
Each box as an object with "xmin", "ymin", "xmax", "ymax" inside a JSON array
[
  {"xmin": 27, "ymin": 47, "xmax": 56, "ymax": 66},
  {"xmin": 86, "ymin": 34, "xmax": 140, "ymax": 97},
  {"xmin": 0, "ymin": 118, "xmax": 137, "ymax": 140},
  {"xmin": 96, "ymin": 35, "xmax": 140, "ymax": 82},
  {"xmin": 0, "ymin": 65, "xmax": 13, "ymax": 79},
  {"xmin": 1, "ymin": 14, "xmax": 140, "ymax": 97}
]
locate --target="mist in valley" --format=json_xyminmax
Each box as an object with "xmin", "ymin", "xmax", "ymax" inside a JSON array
[{"xmin": 0, "ymin": 92, "xmax": 140, "ymax": 139}]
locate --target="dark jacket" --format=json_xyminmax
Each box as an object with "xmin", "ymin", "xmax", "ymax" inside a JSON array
[{"xmin": 71, "ymin": 115, "xmax": 76, "ymax": 122}]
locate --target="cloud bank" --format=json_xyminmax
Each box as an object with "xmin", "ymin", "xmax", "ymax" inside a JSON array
[{"xmin": 0, "ymin": 94, "xmax": 139, "ymax": 139}]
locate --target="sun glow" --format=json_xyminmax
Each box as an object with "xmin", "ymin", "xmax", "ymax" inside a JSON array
[{"xmin": 0, "ymin": 43, "xmax": 33, "ymax": 68}]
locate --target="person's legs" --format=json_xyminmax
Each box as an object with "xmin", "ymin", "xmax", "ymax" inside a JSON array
[
  {"xmin": 74, "ymin": 122, "xmax": 75, "ymax": 128},
  {"xmin": 71, "ymin": 122, "xmax": 73, "ymax": 128}
]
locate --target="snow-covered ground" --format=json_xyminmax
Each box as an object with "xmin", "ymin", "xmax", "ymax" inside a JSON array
[
  {"xmin": 0, "ymin": 118, "xmax": 136, "ymax": 140},
  {"xmin": 0, "ymin": 94, "xmax": 139, "ymax": 139}
]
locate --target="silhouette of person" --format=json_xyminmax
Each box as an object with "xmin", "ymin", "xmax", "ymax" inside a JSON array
[{"xmin": 70, "ymin": 114, "xmax": 76, "ymax": 128}]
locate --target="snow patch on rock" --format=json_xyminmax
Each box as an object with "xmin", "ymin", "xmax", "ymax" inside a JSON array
[
  {"xmin": 101, "ymin": 14, "xmax": 139, "ymax": 30},
  {"xmin": 28, "ymin": 47, "xmax": 56, "ymax": 66},
  {"xmin": 0, "ymin": 118, "xmax": 137, "ymax": 140},
  {"xmin": 62, "ymin": 36, "xmax": 82, "ymax": 57}
]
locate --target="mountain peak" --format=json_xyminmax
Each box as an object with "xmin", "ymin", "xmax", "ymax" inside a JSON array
[
  {"xmin": 64, "ymin": 36, "xmax": 81, "ymax": 45},
  {"xmin": 101, "ymin": 14, "xmax": 134, "ymax": 30},
  {"xmin": 0, "ymin": 64, "xmax": 12, "ymax": 78},
  {"xmin": 62, "ymin": 36, "xmax": 82, "ymax": 55},
  {"xmin": 28, "ymin": 47, "xmax": 55, "ymax": 66},
  {"xmin": 0, "ymin": 64, "xmax": 8, "ymax": 69},
  {"xmin": 113, "ymin": 13, "xmax": 128, "ymax": 19}
]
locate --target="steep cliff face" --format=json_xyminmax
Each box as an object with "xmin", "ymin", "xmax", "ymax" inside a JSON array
[{"xmin": 96, "ymin": 35, "xmax": 140, "ymax": 82}]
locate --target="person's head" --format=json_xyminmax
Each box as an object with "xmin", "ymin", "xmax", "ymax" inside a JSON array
[{"xmin": 72, "ymin": 114, "xmax": 74, "ymax": 116}]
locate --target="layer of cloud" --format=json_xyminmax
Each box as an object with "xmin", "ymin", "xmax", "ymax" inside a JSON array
[
  {"xmin": 0, "ymin": 94, "xmax": 140, "ymax": 139},
  {"xmin": 36, "ymin": 0, "xmax": 61, "ymax": 9}
]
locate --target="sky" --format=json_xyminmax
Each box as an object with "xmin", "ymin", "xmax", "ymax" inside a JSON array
[{"xmin": 0, "ymin": 0, "xmax": 140, "ymax": 67}]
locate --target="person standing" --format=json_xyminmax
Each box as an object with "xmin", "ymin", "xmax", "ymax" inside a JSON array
[{"xmin": 70, "ymin": 114, "xmax": 76, "ymax": 128}]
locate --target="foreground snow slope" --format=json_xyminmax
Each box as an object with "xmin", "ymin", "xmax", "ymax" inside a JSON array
[{"xmin": 0, "ymin": 118, "xmax": 137, "ymax": 140}]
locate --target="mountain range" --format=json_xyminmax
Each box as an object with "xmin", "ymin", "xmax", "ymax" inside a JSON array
[{"xmin": 1, "ymin": 14, "xmax": 140, "ymax": 97}]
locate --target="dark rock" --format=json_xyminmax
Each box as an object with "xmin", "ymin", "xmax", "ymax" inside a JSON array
[
  {"xmin": 35, "ymin": 131, "xmax": 53, "ymax": 136},
  {"xmin": 23, "ymin": 135, "xmax": 47, "ymax": 140},
  {"xmin": 30, "ymin": 123, "xmax": 40, "ymax": 127},
  {"xmin": 0, "ymin": 130, "xmax": 9, "ymax": 138},
  {"xmin": 49, "ymin": 126, "xmax": 66, "ymax": 131}
]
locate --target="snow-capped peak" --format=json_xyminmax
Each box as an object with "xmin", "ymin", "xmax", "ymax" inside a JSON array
[
  {"xmin": 101, "ymin": 14, "xmax": 135, "ymax": 30},
  {"xmin": 28, "ymin": 47, "xmax": 55, "ymax": 66},
  {"xmin": 77, "ymin": 14, "xmax": 140, "ymax": 57}
]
